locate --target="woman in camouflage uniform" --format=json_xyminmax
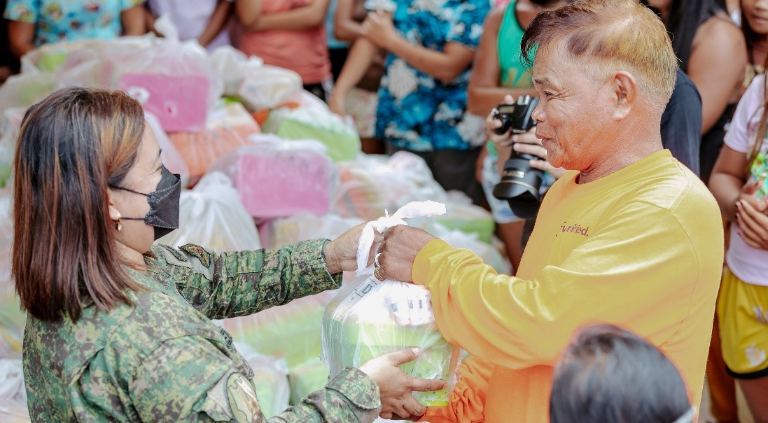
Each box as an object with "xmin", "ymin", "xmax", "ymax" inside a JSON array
[{"xmin": 11, "ymin": 87, "xmax": 444, "ymax": 422}]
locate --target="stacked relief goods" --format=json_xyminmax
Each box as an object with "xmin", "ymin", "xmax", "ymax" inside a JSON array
[{"xmin": 0, "ymin": 19, "xmax": 513, "ymax": 415}]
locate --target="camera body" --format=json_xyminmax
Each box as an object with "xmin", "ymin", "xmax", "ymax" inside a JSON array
[{"xmin": 492, "ymin": 95, "xmax": 544, "ymax": 219}]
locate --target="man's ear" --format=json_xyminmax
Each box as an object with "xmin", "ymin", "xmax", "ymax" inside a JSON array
[{"xmin": 611, "ymin": 71, "xmax": 636, "ymax": 121}]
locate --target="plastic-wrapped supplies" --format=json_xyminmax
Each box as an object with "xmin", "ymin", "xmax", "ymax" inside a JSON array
[
  {"xmin": 331, "ymin": 152, "xmax": 448, "ymax": 221},
  {"xmin": 237, "ymin": 65, "xmax": 302, "ymax": 111},
  {"xmin": 0, "ymin": 189, "xmax": 24, "ymax": 359},
  {"xmin": 0, "ymin": 359, "xmax": 30, "ymax": 423},
  {"xmin": 322, "ymin": 202, "xmax": 461, "ymax": 406},
  {"xmin": 223, "ymin": 290, "xmax": 337, "ymax": 371},
  {"xmin": 431, "ymin": 192, "xmax": 495, "ymax": 244},
  {"xmin": 265, "ymin": 107, "xmax": 360, "ymax": 163},
  {"xmin": 431, "ymin": 223, "xmax": 511, "ymax": 275},
  {"xmin": 0, "ymin": 108, "xmax": 26, "ymax": 188},
  {"xmin": 0, "ymin": 73, "xmax": 55, "ymax": 117},
  {"xmin": 234, "ymin": 343, "xmax": 290, "ymax": 419},
  {"xmin": 208, "ymin": 138, "xmax": 336, "ymax": 220},
  {"xmin": 169, "ymin": 102, "xmax": 260, "ymax": 185},
  {"xmin": 156, "ymin": 172, "xmax": 261, "ymax": 253},
  {"xmin": 259, "ymin": 212, "xmax": 363, "ymax": 249}
]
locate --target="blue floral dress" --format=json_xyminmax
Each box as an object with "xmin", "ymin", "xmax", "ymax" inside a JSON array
[
  {"xmin": 4, "ymin": 0, "xmax": 143, "ymax": 46},
  {"xmin": 375, "ymin": 0, "xmax": 490, "ymax": 152}
]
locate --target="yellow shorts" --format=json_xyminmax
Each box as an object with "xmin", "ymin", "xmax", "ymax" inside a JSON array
[{"xmin": 717, "ymin": 267, "xmax": 768, "ymax": 378}]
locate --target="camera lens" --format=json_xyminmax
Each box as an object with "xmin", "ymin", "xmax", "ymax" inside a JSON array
[{"xmin": 493, "ymin": 153, "xmax": 544, "ymax": 219}]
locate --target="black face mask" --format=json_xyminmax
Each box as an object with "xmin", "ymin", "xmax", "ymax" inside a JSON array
[{"xmin": 111, "ymin": 166, "xmax": 182, "ymax": 240}]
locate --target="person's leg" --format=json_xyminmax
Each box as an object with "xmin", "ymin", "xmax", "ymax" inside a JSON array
[
  {"xmin": 706, "ymin": 309, "xmax": 739, "ymax": 423},
  {"xmin": 739, "ymin": 377, "xmax": 768, "ymax": 423}
]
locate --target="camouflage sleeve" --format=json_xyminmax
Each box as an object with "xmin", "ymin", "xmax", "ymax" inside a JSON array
[
  {"xmin": 151, "ymin": 239, "xmax": 342, "ymax": 320},
  {"xmin": 129, "ymin": 336, "xmax": 381, "ymax": 423}
]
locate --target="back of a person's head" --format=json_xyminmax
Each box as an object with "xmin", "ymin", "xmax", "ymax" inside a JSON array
[
  {"xmin": 521, "ymin": 0, "xmax": 678, "ymax": 112},
  {"xmin": 529, "ymin": 0, "xmax": 581, "ymax": 8},
  {"xmin": 550, "ymin": 324, "xmax": 694, "ymax": 423}
]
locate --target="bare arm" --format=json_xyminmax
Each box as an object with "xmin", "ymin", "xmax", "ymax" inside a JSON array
[
  {"xmin": 8, "ymin": 20, "xmax": 34, "ymax": 58},
  {"xmin": 334, "ymin": 0, "xmax": 363, "ymax": 42},
  {"xmin": 467, "ymin": 8, "xmax": 537, "ymax": 116},
  {"xmin": 197, "ymin": 0, "xmax": 233, "ymax": 47},
  {"xmin": 235, "ymin": 0, "xmax": 261, "ymax": 31},
  {"xmin": 709, "ymin": 146, "xmax": 749, "ymax": 221},
  {"xmin": 687, "ymin": 16, "xmax": 747, "ymax": 134},
  {"xmin": 244, "ymin": 0, "xmax": 331, "ymax": 32},
  {"xmin": 328, "ymin": 38, "xmax": 378, "ymax": 114},
  {"xmin": 121, "ymin": 5, "xmax": 147, "ymax": 36}
]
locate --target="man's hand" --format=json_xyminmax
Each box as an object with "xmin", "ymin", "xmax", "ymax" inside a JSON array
[
  {"xmin": 376, "ymin": 226, "xmax": 437, "ymax": 282},
  {"xmin": 485, "ymin": 94, "xmax": 515, "ymax": 149}
]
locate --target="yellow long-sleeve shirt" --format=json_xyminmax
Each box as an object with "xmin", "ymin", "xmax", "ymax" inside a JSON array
[{"xmin": 414, "ymin": 150, "xmax": 723, "ymax": 423}]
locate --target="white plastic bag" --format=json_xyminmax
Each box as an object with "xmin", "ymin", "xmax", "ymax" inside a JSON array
[
  {"xmin": 321, "ymin": 202, "xmax": 462, "ymax": 406},
  {"xmin": 0, "ymin": 358, "xmax": 29, "ymax": 423},
  {"xmin": 238, "ymin": 65, "xmax": 302, "ymax": 111},
  {"xmin": 208, "ymin": 46, "xmax": 264, "ymax": 97},
  {"xmin": 431, "ymin": 223, "xmax": 511, "ymax": 274},
  {"xmin": 156, "ymin": 172, "xmax": 260, "ymax": 252}
]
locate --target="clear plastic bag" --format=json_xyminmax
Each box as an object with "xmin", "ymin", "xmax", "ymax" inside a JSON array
[
  {"xmin": 207, "ymin": 139, "xmax": 337, "ymax": 220},
  {"xmin": 429, "ymin": 192, "xmax": 495, "ymax": 244},
  {"xmin": 0, "ymin": 73, "xmax": 55, "ymax": 117},
  {"xmin": 331, "ymin": 152, "xmax": 447, "ymax": 221},
  {"xmin": 0, "ymin": 358, "xmax": 30, "ymax": 423},
  {"xmin": 430, "ymin": 223, "xmax": 511, "ymax": 275},
  {"xmin": 208, "ymin": 46, "xmax": 264, "ymax": 97},
  {"xmin": 238, "ymin": 65, "xmax": 302, "ymax": 111},
  {"xmin": 168, "ymin": 102, "xmax": 260, "ymax": 185},
  {"xmin": 0, "ymin": 189, "xmax": 24, "ymax": 359},
  {"xmin": 321, "ymin": 202, "xmax": 461, "ymax": 406},
  {"xmin": 259, "ymin": 212, "xmax": 363, "ymax": 249},
  {"xmin": 234, "ymin": 342, "xmax": 289, "ymax": 419},
  {"xmin": 156, "ymin": 172, "xmax": 261, "ymax": 253},
  {"xmin": 264, "ymin": 106, "xmax": 360, "ymax": 163}
]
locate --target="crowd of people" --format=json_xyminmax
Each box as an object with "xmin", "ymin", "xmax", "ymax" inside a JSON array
[{"xmin": 2, "ymin": 0, "xmax": 768, "ymax": 422}]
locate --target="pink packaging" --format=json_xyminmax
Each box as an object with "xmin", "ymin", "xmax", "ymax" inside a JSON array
[
  {"xmin": 120, "ymin": 73, "xmax": 209, "ymax": 132},
  {"xmin": 208, "ymin": 139, "xmax": 336, "ymax": 219}
]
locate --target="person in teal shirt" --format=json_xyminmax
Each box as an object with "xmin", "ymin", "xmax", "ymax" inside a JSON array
[{"xmin": 5, "ymin": 0, "xmax": 146, "ymax": 58}]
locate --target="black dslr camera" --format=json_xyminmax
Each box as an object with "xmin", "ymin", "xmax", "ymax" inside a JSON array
[{"xmin": 491, "ymin": 95, "xmax": 543, "ymax": 219}]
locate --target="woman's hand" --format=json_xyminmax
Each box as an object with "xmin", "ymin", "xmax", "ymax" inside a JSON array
[
  {"xmin": 376, "ymin": 226, "xmax": 436, "ymax": 282},
  {"xmin": 361, "ymin": 11, "xmax": 397, "ymax": 50},
  {"xmin": 324, "ymin": 223, "xmax": 383, "ymax": 274},
  {"xmin": 511, "ymin": 129, "xmax": 568, "ymax": 180},
  {"xmin": 359, "ymin": 348, "xmax": 447, "ymax": 420},
  {"xmin": 736, "ymin": 199, "xmax": 768, "ymax": 250}
]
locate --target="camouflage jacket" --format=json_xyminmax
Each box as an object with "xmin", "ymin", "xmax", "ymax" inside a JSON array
[{"xmin": 23, "ymin": 239, "xmax": 382, "ymax": 423}]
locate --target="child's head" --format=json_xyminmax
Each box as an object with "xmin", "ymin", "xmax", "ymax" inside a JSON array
[{"xmin": 550, "ymin": 324, "xmax": 694, "ymax": 423}]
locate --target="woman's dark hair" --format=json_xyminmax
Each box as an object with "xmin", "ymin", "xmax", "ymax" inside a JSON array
[
  {"xmin": 550, "ymin": 324, "xmax": 692, "ymax": 423},
  {"xmin": 741, "ymin": 3, "xmax": 766, "ymax": 66},
  {"xmin": 659, "ymin": 0, "xmax": 728, "ymax": 71},
  {"xmin": 13, "ymin": 87, "xmax": 146, "ymax": 322}
]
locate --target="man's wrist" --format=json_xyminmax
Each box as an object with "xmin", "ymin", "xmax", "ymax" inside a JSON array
[{"xmin": 323, "ymin": 240, "xmax": 342, "ymax": 275}]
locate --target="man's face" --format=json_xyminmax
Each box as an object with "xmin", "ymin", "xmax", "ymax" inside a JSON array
[{"xmin": 531, "ymin": 45, "xmax": 614, "ymax": 173}]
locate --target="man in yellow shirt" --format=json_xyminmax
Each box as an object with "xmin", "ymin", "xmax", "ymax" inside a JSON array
[{"xmin": 374, "ymin": 0, "xmax": 724, "ymax": 421}]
